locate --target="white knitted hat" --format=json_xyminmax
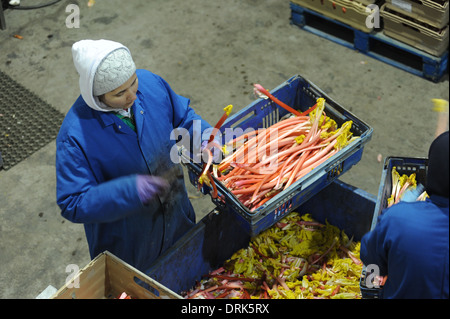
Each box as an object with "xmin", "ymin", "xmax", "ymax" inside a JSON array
[{"xmin": 93, "ymin": 48, "xmax": 136, "ymax": 96}]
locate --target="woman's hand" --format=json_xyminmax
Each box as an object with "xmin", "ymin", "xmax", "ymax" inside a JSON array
[{"xmin": 136, "ymin": 175, "xmax": 170, "ymax": 205}]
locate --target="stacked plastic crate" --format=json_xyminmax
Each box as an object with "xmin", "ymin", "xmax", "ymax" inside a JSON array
[{"xmin": 380, "ymin": 0, "xmax": 449, "ymax": 57}]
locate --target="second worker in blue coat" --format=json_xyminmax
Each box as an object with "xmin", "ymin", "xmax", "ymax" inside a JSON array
[{"xmin": 360, "ymin": 131, "xmax": 449, "ymax": 299}]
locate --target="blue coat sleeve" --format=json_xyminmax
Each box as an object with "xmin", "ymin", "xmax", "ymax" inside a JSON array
[
  {"xmin": 360, "ymin": 210, "xmax": 390, "ymax": 276},
  {"xmin": 56, "ymin": 138, "xmax": 144, "ymax": 224}
]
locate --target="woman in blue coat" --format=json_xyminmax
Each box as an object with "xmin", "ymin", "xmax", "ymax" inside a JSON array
[
  {"xmin": 56, "ymin": 39, "xmax": 212, "ymax": 273},
  {"xmin": 360, "ymin": 131, "xmax": 449, "ymax": 298}
]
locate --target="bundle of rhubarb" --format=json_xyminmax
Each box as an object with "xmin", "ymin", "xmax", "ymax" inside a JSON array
[
  {"xmin": 115, "ymin": 292, "xmax": 133, "ymax": 299},
  {"xmin": 182, "ymin": 212, "xmax": 363, "ymax": 299},
  {"xmin": 387, "ymin": 167, "xmax": 428, "ymax": 207},
  {"xmin": 214, "ymin": 97, "xmax": 358, "ymax": 211}
]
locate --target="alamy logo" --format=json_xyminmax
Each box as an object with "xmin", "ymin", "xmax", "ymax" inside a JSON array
[
  {"xmin": 65, "ymin": 4, "xmax": 80, "ymax": 29},
  {"xmin": 364, "ymin": 264, "xmax": 383, "ymax": 288},
  {"xmin": 365, "ymin": 4, "xmax": 380, "ymax": 29},
  {"xmin": 65, "ymin": 264, "xmax": 80, "ymax": 288}
]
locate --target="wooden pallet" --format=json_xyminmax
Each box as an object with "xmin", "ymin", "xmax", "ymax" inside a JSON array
[{"xmin": 290, "ymin": 2, "xmax": 449, "ymax": 82}]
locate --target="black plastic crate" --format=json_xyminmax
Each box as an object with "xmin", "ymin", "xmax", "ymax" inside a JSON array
[{"xmin": 370, "ymin": 156, "xmax": 428, "ymax": 230}]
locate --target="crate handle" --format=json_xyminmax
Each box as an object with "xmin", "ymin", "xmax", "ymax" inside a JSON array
[{"xmin": 131, "ymin": 275, "xmax": 180, "ymax": 299}]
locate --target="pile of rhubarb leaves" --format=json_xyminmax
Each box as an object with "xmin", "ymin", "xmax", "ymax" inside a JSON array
[{"xmin": 183, "ymin": 212, "xmax": 363, "ymax": 299}]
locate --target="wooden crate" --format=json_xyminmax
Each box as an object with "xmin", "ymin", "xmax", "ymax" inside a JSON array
[{"xmin": 52, "ymin": 251, "xmax": 182, "ymax": 299}]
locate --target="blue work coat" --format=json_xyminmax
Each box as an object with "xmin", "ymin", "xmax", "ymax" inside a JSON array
[
  {"xmin": 360, "ymin": 195, "xmax": 449, "ymax": 299},
  {"xmin": 56, "ymin": 70, "xmax": 211, "ymax": 272}
]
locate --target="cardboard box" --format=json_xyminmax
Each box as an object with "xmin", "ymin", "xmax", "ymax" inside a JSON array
[
  {"xmin": 386, "ymin": 0, "xmax": 449, "ymax": 28},
  {"xmin": 381, "ymin": 3, "xmax": 449, "ymax": 56},
  {"xmin": 52, "ymin": 251, "xmax": 182, "ymax": 299},
  {"xmin": 290, "ymin": 0, "xmax": 382, "ymax": 33}
]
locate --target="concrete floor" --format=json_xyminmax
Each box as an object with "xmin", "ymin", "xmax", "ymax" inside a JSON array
[{"xmin": 0, "ymin": 0, "xmax": 448, "ymax": 299}]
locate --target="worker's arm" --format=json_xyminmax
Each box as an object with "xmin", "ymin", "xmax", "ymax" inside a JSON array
[
  {"xmin": 432, "ymin": 99, "xmax": 449, "ymax": 138},
  {"xmin": 360, "ymin": 211, "xmax": 390, "ymax": 277},
  {"xmin": 56, "ymin": 140, "xmax": 149, "ymax": 224}
]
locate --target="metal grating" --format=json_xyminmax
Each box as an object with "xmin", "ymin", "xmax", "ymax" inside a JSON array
[{"xmin": 0, "ymin": 70, "xmax": 65, "ymax": 170}]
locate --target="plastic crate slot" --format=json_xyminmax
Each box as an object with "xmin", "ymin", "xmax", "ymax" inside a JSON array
[
  {"xmin": 328, "ymin": 161, "xmax": 344, "ymax": 180},
  {"xmin": 273, "ymin": 199, "xmax": 294, "ymax": 220},
  {"xmin": 227, "ymin": 110, "xmax": 256, "ymax": 130},
  {"xmin": 262, "ymin": 106, "xmax": 280, "ymax": 128},
  {"xmin": 273, "ymin": 107, "xmax": 280, "ymax": 124},
  {"xmin": 350, "ymin": 120, "xmax": 366, "ymax": 137},
  {"xmin": 212, "ymin": 193, "xmax": 227, "ymax": 209},
  {"xmin": 398, "ymin": 165, "xmax": 417, "ymax": 173},
  {"xmin": 303, "ymin": 86, "xmax": 320, "ymax": 100}
]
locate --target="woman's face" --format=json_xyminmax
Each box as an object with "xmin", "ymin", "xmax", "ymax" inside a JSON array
[{"xmin": 100, "ymin": 73, "xmax": 138, "ymax": 110}]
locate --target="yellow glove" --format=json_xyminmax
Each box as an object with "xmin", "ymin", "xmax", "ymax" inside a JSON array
[{"xmin": 432, "ymin": 99, "xmax": 449, "ymax": 113}]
